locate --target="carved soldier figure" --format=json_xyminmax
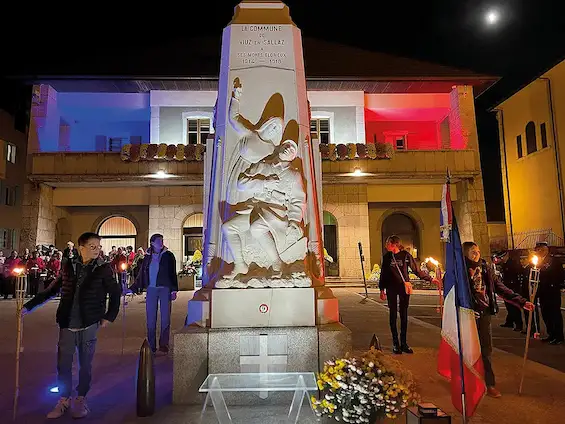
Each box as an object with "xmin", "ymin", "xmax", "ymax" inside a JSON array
[{"xmin": 221, "ymin": 139, "xmax": 307, "ymax": 279}]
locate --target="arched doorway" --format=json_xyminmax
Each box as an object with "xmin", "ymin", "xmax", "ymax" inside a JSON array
[
  {"xmin": 98, "ymin": 216, "xmax": 137, "ymax": 255},
  {"xmin": 381, "ymin": 212, "xmax": 420, "ymax": 259},
  {"xmin": 183, "ymin": 213, "xmax": 204, "ymax": 262},
  {"xmin": 323, "ymin": 211, "xmax": 339, "ymax": 277}
]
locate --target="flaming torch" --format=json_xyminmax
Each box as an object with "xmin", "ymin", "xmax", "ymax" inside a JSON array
[
  {"xmin": 12, "ymin": 266, "xmax": 27, "ymax": 420},
  {"xmin": 519, "ymin": 254, "xmax": 541, "ymax": 395},
  {"xmin": 120, "ymin": 262, "xmax": 128, "ymax": 362},
  {"xmin": 425, "ymin": 257, "xmax": 443, "ymax": 314}
]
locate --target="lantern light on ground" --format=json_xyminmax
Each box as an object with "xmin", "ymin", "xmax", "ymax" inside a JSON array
[{"xmin": 352, "ymin": 168, "xmax": 362, "ymax": 176}]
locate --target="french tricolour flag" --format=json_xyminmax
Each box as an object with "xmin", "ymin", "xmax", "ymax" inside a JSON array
[{"xmin": 438, "ymin": 180, "xmax": 486, "ymax": 417}]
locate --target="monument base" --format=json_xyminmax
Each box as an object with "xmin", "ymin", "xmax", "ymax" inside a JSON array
[
  {"xmin": 172, "ymin": 323, "xmax": 352, "ymax": 405},
  {"xmin": 186, "ymin": 286, "xmax": 340, "ymax": 327}
]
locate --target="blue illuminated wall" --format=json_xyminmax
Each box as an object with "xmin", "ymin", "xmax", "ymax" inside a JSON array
[{"xmin": 34, "ymin": 89, "xmax": 150, "ymax": 152}]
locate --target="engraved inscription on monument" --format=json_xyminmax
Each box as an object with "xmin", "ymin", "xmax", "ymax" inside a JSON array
[{"xmin": 231, "ymin": 24, "xmax": 293, "ymax": 69}]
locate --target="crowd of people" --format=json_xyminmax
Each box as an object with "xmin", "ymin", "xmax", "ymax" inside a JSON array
[
  {"xmin": 379, "ymin": 236, "xmax": 563, "ymax": 399},
  {"xmin": 0, "ymin": 242, "xmax": 148, "ymax": 301}
]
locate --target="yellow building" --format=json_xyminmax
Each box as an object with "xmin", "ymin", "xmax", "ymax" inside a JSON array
[
  {"xmin": 15, "ymin": 40, "xmax": 495, "ymax": 280},
  {"xmin": 495, "ymin": 59, "xmax": 565, "ymax": 249}
]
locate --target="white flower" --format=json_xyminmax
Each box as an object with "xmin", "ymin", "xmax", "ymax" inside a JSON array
[{"xmin": 368, "ymin": 362, "xmax": 374, "ymax": 368}]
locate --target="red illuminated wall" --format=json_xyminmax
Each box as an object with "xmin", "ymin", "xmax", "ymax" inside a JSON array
[{"xmin": 365, "ymin": 121, "xmax": 440, "ymax": 150}]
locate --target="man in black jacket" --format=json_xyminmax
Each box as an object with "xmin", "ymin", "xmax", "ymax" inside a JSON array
[
  {"xmin": 379, "ymin": 235, "xmax": 438, "ymax": 354},
  {"xmin": 137, "ymin": 233, "xmax": 178, "ymax": 355},
  {"xmin": 533, "ymin": 242, "xmax": 564, "ymax": 345},
  {"xmin": 23, "ymin": 232, "xmax": 121, "ymax": 419}
]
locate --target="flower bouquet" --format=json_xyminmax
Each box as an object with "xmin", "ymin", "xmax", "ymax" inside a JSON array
[
  {"xmin": 178, "ymin": 262, "xmax": 197, "ymax": 276},
  {"xmin": 312, "ymin": 348, "xmax": 419, "ymax": 422}
]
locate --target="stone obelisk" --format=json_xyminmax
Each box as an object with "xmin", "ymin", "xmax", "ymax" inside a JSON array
[
  {"xmin": 174, "ymin": 2, "xmax": 351, "ymax": 404},
  {"xmin": 188, "ymin": 0, "xmax": 339, "ymax": 328}
]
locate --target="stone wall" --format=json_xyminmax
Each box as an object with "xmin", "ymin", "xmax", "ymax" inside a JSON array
[
  {"xmin": 148, "ymin": 186, "xmax": 204, "ymax": 270},
  {"xmin": 449, "ymin": 85, "xmax": 490, "ymax": 256},
  {"xmin": 21, "ymin": 183, "xmax": 69, "ymax": 249},
  {"xmin": 322, "ymin": 184, "xmax": 370, "ymax": 279},
  {"xmin": 455, "ymin": 178, "xmax": 490, "ymax": 255}
]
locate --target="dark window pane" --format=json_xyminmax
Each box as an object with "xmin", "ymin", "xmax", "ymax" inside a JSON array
[
  {"xmin": 188, "ymin": 133, "xmax": 198, "ymax": 144},
  {"xmin": 517, "ymin": 135, "xmax": 523, "ymax": 158},
  {"xmin": 320, "ymin": 133, "xmax": 330, "ymax": 144},
  {"xmin": 526, "ymin": 121, "xmax": 537, "ymax": 154},
  {"xmin": 541, "ymin": 123, "xmax": 548, "ymax": 148}
]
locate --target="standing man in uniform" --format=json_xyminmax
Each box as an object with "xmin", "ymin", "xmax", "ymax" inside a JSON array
[
  {"xmin": 533, "ymin": 242, "xmax": 564, "ymax": 345},
  {"xmin": 379, "ymin": 235, "xmax": 438, "ymax": 354}
]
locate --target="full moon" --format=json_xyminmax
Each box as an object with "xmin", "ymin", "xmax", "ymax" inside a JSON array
[{"xmin": 486, "ymin": 10, "xmax": 500, "ymax": 25}]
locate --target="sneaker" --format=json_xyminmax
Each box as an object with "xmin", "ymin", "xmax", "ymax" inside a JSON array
[
  {"xmin": 392, "ymin": 345, "xmax": 402, "ymax": 355},
  {"xmin": 549, "ymin": 339, "xmax": 564, "ymax": 345},
  {"xmin": 47, "ymin": 397, "xmax": 71, "ymax": 419},
  {"xmin": 487, "ymin": 386, "xmax": 502, "ymax": 398},
  {"xmin": 71, "ymin": 396, "xmax": 89, "ymax": 419}
]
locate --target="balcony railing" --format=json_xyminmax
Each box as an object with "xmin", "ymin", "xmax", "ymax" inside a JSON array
[
  {"xmin": 321, "ymin": 149, "xmax": 479, "ymax": 181},
  {"xmin": 30, "ymin": 148, "xmax": 478, "ymax": 185},
  {"xmin": 30, "ymin": 152, "xmax": 205, "ymax": 183}
]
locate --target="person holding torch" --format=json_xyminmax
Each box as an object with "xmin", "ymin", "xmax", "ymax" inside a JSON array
[{"xmin": 462, "ymin": 242, "xmax": 534, "ymax": 398}]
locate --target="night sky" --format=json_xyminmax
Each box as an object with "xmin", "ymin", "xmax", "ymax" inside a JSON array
[{"xmin": 2, "ymin": 0, "xmax": 564, "ymax": 221}]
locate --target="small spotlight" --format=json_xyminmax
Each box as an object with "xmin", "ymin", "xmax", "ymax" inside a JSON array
[
  {"xmin": 353, "ymin": 168, "xmax": 362, "ymax": 177},
  {"xmin": 156, "ymin": 170, "xmax": 166, "ymax": 178},
  {"xmin": 49, "ymin": 386, "xmax": 59, "ymax": 393}
]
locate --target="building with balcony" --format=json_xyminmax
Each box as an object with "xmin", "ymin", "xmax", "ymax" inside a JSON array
[
  {"xmin": 20, "ymin": 38, "xmax": 496, "ymax": 279},
  {"xmin": 494, "ymin": 58, "xmax": 565, "ymax": 249}
]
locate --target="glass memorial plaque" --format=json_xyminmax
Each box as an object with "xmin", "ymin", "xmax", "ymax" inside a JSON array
[{"xmin": 199, "ymin": 373, "xmax": 317, "ymax": 424}]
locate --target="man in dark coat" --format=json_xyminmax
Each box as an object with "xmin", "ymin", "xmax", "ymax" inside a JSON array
[
  {"xmin": 137, "ymin": 233, "xmax": 178, "ymax": 355},
  {"xmin": 23, "ymin": 232, "xmax": 121, "ymax": 419},
  {"xmin": 531, "ymin": 242, "xmax": 564, "ymax": 345}
]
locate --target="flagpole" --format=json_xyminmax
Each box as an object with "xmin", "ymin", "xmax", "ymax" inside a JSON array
[{"xmin": 452, "ymin": 254, "xmax": 468, "ymax": 424}]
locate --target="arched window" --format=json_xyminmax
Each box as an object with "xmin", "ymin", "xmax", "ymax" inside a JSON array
[
  {"xmin": 381, "ymin": 213, "xmax": 420, "ymax": 259},
  {"xmin": 323, "ymin": 211, "xmax": 339, "ymax": 276},
  {"xmin": 98, "ymin": 216, "xmax": 137, "ymax": 255},
  {"xmin": 525, "ymin": 121, "xmax": 537, "ymax": 155},
  {"xmin": 183, "ymin": 213, "xmax": 204, "ymax": 262}
]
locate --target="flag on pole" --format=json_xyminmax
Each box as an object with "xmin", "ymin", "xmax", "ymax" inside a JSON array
[{"xmin": 438, "ymin": 179, "xmax": 485, "ymax": 418}]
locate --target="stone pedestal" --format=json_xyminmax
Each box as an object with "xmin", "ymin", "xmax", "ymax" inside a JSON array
[{"xmin": 172, "ymin": 323, "xmax": 351, "ymax": 405}]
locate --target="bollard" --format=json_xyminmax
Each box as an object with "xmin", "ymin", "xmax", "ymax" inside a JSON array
[
  {"xmin": 369, "ymin": 334, "xmax": 382, "ymax": 351},
  {"xmin": 136, "ymin": 339, "xmax": 155, "ymax": 417}
]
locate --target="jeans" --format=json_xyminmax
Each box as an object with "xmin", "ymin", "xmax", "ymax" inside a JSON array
[
  {"xmin": 58, "ymin": 324, "xmax": 98, "ymax": 398},
  {"xmin": 387, "ymin": 289, "xmax": 410, "ymax": 346},
  {"xmin": 477, "ymin": 312, "xmax": 495, "ymax": 387},
  {"xmin": 146, "ymin": 286, "xmax": 171, "ymax": 352}
]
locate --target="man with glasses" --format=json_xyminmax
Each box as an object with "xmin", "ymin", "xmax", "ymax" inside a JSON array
[{"xmin": 23, "ymin": 232, "xmax": 121, "ymax": 419}]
